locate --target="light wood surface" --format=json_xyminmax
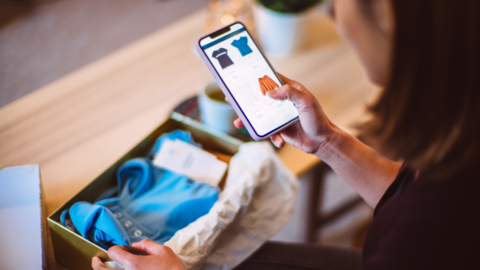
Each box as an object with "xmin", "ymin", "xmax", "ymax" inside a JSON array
[{"xmin": 0, "ymin": 9, "xmax": 377, "ymax": 268}]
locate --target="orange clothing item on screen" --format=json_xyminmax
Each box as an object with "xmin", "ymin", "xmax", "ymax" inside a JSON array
[{"xmin": 258, "ymin": 75, "xmax": 279, "ymax": 95}]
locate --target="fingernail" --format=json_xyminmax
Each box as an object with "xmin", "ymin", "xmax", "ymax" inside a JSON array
[
  {"xmin": 267, "ymin": 89, "xmax": 277, "ymax": 97},
  {"xmin": 273, "ymin": 138, "xmax": 280, "ymax": 148}
]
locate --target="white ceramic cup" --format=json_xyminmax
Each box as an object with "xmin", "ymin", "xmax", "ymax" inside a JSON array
[{"xmin": 198, "ymin": 82, "xmax": 237, "ymax": 134}]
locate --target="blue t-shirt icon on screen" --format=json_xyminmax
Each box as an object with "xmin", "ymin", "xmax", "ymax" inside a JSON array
[{"xmin": 231, "ymin": 36, "xmax": 253, "ymax": 57}]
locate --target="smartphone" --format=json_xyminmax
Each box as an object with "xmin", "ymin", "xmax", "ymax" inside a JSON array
[{"xmin": 196, "ymin": 22, "xmax": 299, "ymax": 141}]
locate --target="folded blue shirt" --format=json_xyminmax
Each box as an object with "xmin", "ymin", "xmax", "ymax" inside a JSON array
[{"xmin": 61, "ymin": 130, "xmax": 220, "ymax": 250}]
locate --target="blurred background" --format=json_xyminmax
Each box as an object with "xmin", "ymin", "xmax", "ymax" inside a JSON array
[
  {"xmin": 0, "ymin": 0, "xmax": 210, "ymax": 107},
  {"xmin": 0, "ymin": 0, "xmax": 372, "ymax": 250}
]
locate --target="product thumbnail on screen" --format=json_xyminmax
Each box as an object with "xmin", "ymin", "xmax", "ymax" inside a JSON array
[
  {"xmin": 231, "ymin": 36, "xmax": 253, "ymax": 57},
  {"xmin": 258, "ymin": 75, "xmax": 280, "ymax": 95},
  {"xmin": 212, "ymin": 48, "xmax": 234, "ymax": 69}
]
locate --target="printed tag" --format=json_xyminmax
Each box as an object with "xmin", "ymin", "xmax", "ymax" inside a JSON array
[{"xmin": 153, "ymin": 139, "xmax": 227, "ymax": 186}]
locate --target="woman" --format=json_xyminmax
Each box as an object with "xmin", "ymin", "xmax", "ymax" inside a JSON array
[{"xmin": 93, "ymin": 0, "xmax": 480, "ymax": 269}]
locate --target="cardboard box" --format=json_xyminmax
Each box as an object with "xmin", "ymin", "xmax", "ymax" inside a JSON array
[
  {"xmin": 48, "ymin": 112, "xmax": 242, "ymax": 270},
  {"xmin": 0, "ymin": 165, "xmax": 56, "ymax": 270}
]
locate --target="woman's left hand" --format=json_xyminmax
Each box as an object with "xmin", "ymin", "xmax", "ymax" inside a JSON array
[{"xmin": 92, "ymin": 239, "xmax": 186, "ymax": 270}]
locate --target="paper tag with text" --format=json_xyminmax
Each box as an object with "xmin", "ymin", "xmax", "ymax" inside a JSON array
[{"xmin": 153, "ymin": 139, "xmax": 227, "ymax": 187}]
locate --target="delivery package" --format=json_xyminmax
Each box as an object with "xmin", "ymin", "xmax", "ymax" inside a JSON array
[{"xmin": 48, "ymin": 112, "xmax": 297, "ymax": 270}]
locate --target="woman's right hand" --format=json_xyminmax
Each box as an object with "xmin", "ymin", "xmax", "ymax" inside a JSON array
[
  {"xmin": 92, "ymin": 239, "xmax": 186, "ymax": 270},
  {"xmin": 233, "ymin": 73, "xmax": 337, "ymax": 155}
]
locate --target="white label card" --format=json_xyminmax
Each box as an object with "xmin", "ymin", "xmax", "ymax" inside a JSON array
[{"xmin": 152, "ymin": 139, "xmax": 227, "ymax": 187}]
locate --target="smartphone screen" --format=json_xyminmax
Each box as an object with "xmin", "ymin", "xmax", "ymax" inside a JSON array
[{"xmin": 199, "ymin": 23, "xmax": 299, "ymax": 137}]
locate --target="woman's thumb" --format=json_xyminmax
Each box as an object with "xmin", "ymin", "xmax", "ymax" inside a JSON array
[
  {"xmin": 267, "ymin": 84, "xmax": 310, "ymax": 108},
  {"xmin": 131, "ymin": 239, "xmax": 162, "ymax": 255}
]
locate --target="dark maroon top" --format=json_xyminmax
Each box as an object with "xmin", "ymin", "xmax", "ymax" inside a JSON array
[{"xmin": 363, "ymin": 163, "xmax": 480, "ymax": 269}]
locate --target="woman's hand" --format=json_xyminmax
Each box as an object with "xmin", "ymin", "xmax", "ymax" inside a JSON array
[
  {"xmin": 92, "ymin": 239, "xmax": 186, "ymax": 270},
  {"xmin": 233, "ymin": 73, "xmax": 400, "ymax": 207},
  {"xmin": 233, "ymin": 73, "xmax": 336, "ymax": 155}
]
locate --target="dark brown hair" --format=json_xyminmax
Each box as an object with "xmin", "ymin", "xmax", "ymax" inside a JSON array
[{"xmin": 362, "ymin": 0, "xmax": 480, "ymax": 178}]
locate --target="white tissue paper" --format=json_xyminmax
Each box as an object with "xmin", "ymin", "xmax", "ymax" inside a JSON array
[{"xmin": 164, "ymin": 142, "xmax": 298, "ymax": 270}]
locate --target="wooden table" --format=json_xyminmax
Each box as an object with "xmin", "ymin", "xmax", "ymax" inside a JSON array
[{"xmin": 0, "ymin": 8, "xmax": 378, "ymax": 269}]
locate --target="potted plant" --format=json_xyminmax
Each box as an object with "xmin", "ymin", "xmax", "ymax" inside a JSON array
[{"xmin": 254, "ymin": 0, "xmax": 322, "ymax": 57}]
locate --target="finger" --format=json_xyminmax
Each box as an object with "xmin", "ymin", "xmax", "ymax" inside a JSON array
[
  {"xmin": 270, "ymin": 134, "xmax": 285, "ymax": 148},
  {"xmin": 131, "ymin": 239, "xmax": 162, "ymax": 255},
  {"xmin": 277, "ymin": 73, "xmax": 293, "ymax": 85},
  {"xmin": 233, "ymin": 118, "xmax": 244, "ymax": 128},
  {"xmin": 225, "ymin": 97, "xmax": 230, "ymax": 104},
  {"xmin": 277, "ymin": 122, "xmax": 302, "ymax": 146},
  {"xmin": 267, "ymin": 84, "xmax": 311, "ymax": 108},
  {"xmin": 108, "ymin": 245, "xmax": 137, "ymax": 267},
  {"xmin": 92, "ymin": 257, "xmax": 110, "ymax": 270}
]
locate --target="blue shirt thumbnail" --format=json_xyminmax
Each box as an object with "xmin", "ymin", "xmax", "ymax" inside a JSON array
[{"xmin": 231, "ymin": 36, "xmax": 253, "ymax": 57}]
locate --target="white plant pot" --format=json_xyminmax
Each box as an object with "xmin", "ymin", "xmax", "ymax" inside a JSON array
[{"xmin": 253, "ymin": 4, "xmax": 310, "ymax": 57}]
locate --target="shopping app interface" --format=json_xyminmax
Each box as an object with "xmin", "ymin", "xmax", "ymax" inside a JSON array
[{"xmin": 201, "ymin": 24, "xmax": 298, "ymax": 136}]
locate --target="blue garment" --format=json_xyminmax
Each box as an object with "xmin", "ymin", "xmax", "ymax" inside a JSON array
[
  {"xmin": 61, "ymin": 130, "xmax": 220, "ymax": 250},
  {"xmin": 231, "ymin": 36, "xmax": 253, "ymax": 57}
]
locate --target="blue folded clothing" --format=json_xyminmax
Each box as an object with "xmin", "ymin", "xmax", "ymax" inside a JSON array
[{"xmin": 61, "ymin": 130, "xmax": 220, "ymax": 250}]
